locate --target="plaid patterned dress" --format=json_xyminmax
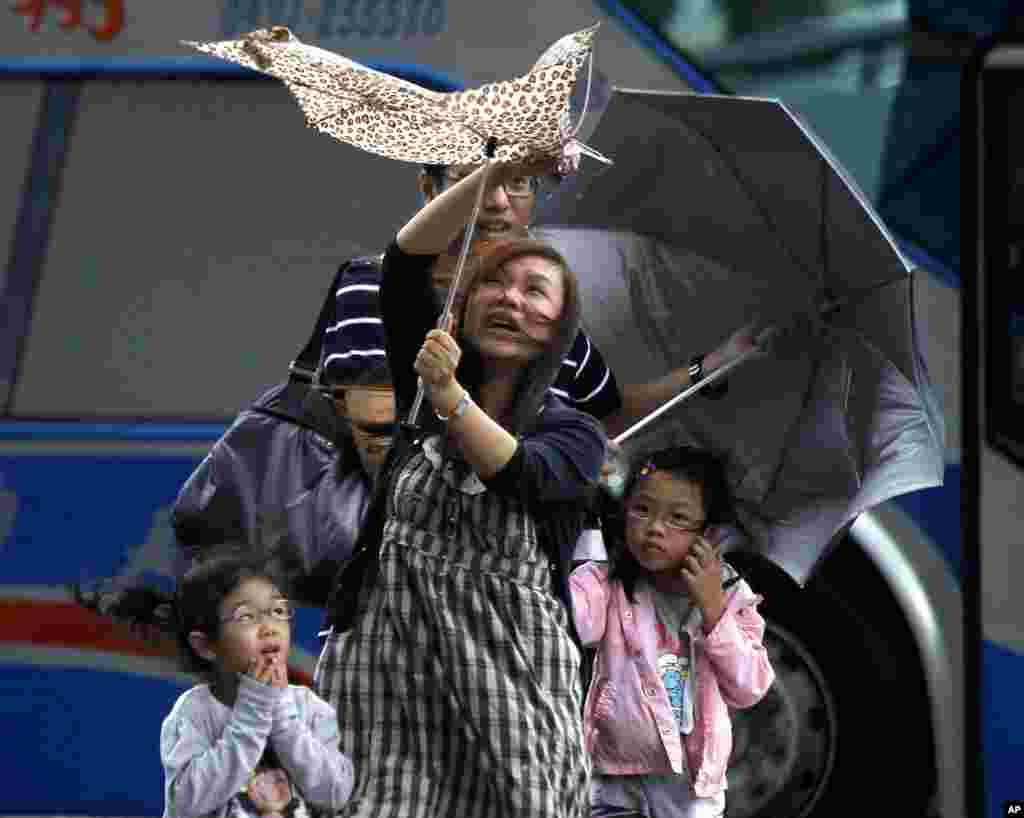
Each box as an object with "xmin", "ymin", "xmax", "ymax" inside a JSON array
[{"xmin": 315, "ymin": 436, "xmax": 590, "ymax": 817}]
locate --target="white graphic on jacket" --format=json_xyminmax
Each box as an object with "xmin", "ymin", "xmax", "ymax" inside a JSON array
[{"xmin": 655, "ymin": 620, "xmax": 693, "ymax": 735}]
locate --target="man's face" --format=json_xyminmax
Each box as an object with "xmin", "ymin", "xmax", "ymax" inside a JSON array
[
  {"xmin": 425, "ymin": 164, "xmax": 536, "ymax": 241},
  {"xmin": 339, "ymin": 385, "xmax": 396, "ymax": 482}
]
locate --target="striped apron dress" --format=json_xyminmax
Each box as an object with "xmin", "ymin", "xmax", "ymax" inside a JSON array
[{"xmin": 315, "ymin": 436, "xmax": 590, "ymax": 817}]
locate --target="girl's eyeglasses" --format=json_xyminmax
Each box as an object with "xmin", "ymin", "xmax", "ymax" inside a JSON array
[
  {"xmin": 220, "ymin": 600, "xmax": 294, "ymax": 627},
  {"xmin": 625, "ymin": 507, "xmax": 705, "ymax": 534}
]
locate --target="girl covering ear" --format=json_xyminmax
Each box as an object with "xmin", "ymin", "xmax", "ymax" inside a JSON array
[{"xmin": 571, "ymin": 446, "xmax": 775, "ymax": 818}]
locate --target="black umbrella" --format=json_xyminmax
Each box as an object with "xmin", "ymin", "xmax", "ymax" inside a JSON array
[{"xmin": 537, "ymin": 88, "xmax": 945, "ymax": 582}]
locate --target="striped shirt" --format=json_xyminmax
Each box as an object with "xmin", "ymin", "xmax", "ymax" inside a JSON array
[{"xmin": 321, "ymin": 255, "xmax": 622, "ymax": 421}]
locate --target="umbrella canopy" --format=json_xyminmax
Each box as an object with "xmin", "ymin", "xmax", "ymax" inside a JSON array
[
  {"xmin": 536, "ymin": 89, "xmax": 945, "ymax": 583},
  {"xmin": 183, "ymin": 24, "xmax": 602, "ymax": 166},
  {"xmin": 185, "ymin": 22, "xmax": 614, "ymax": 425}
]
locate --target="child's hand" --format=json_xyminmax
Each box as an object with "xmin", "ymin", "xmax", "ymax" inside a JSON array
[
  {"xmin": 680, "ymin": 536, "xmax": 726, "ymax": 631},
  {"xmin": 247, "ymin": 655, "xmax": 289, "ymax": 689}
]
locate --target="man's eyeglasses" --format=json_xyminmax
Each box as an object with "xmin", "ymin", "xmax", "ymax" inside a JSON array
[
  {"xmin": 443, "ymin": 169, "xmax": 535, "ymax": 198},
  {"xmin": 625, "ymin": 507, "xmax": 706, "ymax": 534},
  {"xmin": 220, "ymin": 600, "xmax": 294, "ymax": 627}
]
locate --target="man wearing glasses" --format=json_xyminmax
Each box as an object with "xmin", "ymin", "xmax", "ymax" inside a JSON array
[
  {"xmin": 322, "ymin": 161, "xmax": 622, "ymax": 432},
  {"xmin": 322, "ymin": 160, "xmax": 749, "ymax": 439}
]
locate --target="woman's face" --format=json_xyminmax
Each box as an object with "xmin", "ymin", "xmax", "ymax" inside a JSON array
[{"xmin": 463, "ymin": 254, "xmax": 565, "ymax": 365}]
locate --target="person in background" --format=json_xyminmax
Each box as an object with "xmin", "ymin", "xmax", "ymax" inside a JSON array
[
  {"xmin": 322, "ymin": 161, "xmax": 758, "ymax": 439},
  {"xmin": 296, "ymin": 359, "xmax": 397, "ymax": 611},
  {"xmin": 332, "ymin": 360, "xmax": 396, "ymax": 486}
]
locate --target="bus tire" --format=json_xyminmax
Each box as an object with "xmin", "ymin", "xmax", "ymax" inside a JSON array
[{"xmin": 723, "ymin": 547, "xmax": 936, "ymax": 818}]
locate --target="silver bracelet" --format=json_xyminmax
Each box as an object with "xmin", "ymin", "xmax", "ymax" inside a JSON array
[
  {"xmin": 435, "ymin": 390, "xmax": 472, "ymax": 422},
  {"xmin": 688, "ymin": 354, "xmax": 707, "ymax": 383}
]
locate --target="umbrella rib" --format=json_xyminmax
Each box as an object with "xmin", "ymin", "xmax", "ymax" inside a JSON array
[
  {"xmin": 758, "ymin": 351, "xmax": 830, "ymax": 509},
  {"xmin": 307, "ymin": 110, "xmax": 490, "ymax": 151},
  {"xmin": 679, "ymin": 116, "xmax": 822, "ymax": 302},
  {"xmin": 682, "ymin": 110, "xmax": 912, "ymax": 318},
  {"xmin": 810, "ymin": 163, "xmax": 909, "ymax": 311},
  {"xmin": 289, "ymin": 74, "xmax": 434, "ymax": 115},
  {"xmin": 284, "ymin": 64, "xmax": 432, "ymax": 109},
  {"xmin": 823, "ymin": 274, "xmax": 910, "ymax": 313},
  {"xmin": 675, "ymin": 113, "xmax": 912, "ymax": 317},
  {"xmin": 285, "ymin": 73, "xmax": 491, "ymax": 146},
  {"xmin": 819, "ymin": 158, "xmax": 829, "ymax": 300}
]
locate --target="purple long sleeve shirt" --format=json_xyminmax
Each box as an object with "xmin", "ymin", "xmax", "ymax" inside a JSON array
[{"xmin": 160, "ymin": 676, "xmax": 354, "ymax": 817}]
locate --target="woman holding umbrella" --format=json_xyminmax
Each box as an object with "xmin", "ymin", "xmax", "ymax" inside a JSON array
[{"xmin": 320, "ymin": 158, "xmax": 605, "ymax": 818}]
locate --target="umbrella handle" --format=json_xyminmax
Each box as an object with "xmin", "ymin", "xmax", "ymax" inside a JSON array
[
  {"xmin": 612, "ymin": 343, "xmax": 763, "ymax": 446},
  {"xmin": 406, "ymin": 147, "xmax": 499, "ymax": 428}
]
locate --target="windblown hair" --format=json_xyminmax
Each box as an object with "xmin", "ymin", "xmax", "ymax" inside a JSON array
[
  {"xmin": 454, "ymin": 238, "xmax": 581, "ymax": 436},
  {"xmin": 435, "ymin": 225, "xmax": 531, "ymax": 280},
  {"xmin": 608, "ymin": 445, "xmax": 745, "ymax": 602}
]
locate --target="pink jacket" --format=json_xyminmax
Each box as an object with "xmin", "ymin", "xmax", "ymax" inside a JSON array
[{"xmin": 570, "ymin": 561, "xmax": 774, "ymax": 798}]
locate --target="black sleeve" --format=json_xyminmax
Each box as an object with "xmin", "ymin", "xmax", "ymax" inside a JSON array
[
  {"xmin": 551, "ymin": 329, "xmax": 623, "ymax": 422},
  {"xmin": 379, "ymin": 240, "xmax": 441, "ymax": 415},
  {"xmin": 482, "ymin": 398, "xmax": 606, "ymax": 505}
]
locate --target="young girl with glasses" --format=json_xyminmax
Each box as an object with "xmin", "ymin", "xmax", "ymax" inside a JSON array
[
  {"xmin": 571, "ymin": 447, "xmax": 775, "ymax": 818},
  {"xmin": 161, "ymin": 550, "xmax": 354, "ymax": 818}
]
